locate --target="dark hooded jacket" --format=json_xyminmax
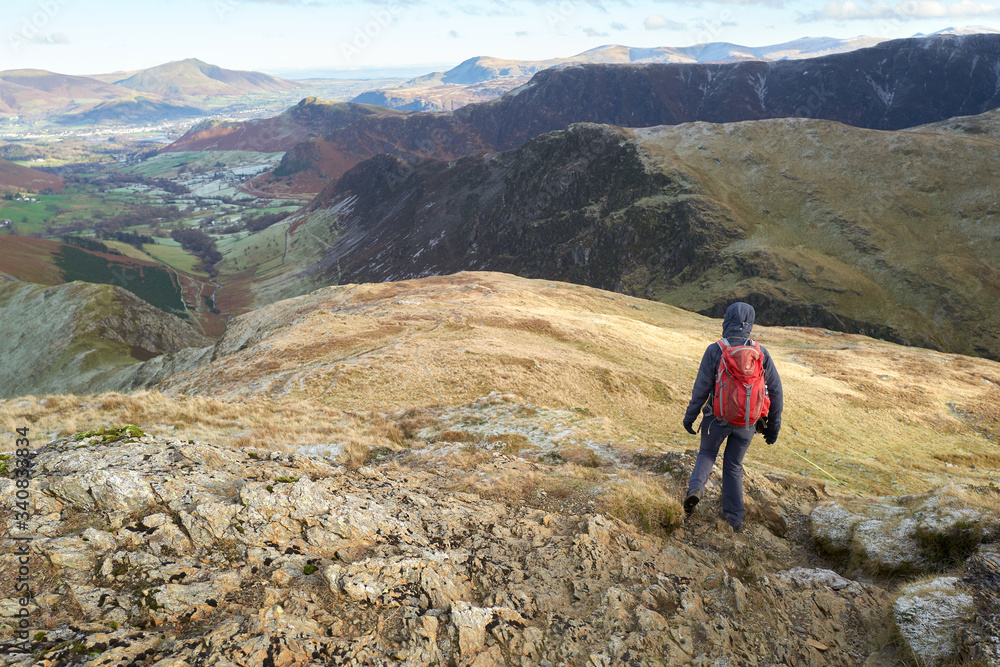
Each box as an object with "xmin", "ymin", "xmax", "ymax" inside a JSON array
[{"xmin": 683, "ymin": 302, "xmax": 783, "ymax": 428}]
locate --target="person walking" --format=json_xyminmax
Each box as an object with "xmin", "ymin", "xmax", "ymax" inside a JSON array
[{"xmin": 682, "ymin": 302, "xmax": 783, "ymax": 533}]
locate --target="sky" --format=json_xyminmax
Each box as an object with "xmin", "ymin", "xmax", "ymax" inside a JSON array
[{"xmin": 2, "ymin": 0, "xmax": 1000, "ymax": 78}]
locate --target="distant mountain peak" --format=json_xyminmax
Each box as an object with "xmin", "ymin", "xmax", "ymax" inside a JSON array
[
  {"xmin": 114, "ymin": 59, "xmax": 300, "ymax": 97},
  {"xmin": 922, "ymin": 25, "xmax": 1000, "ymax": 36}
]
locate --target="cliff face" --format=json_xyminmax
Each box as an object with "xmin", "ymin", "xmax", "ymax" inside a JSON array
[
  {"xmin": 266, "ymin": 33, "xmax": 1000, "ymax": 192},
  {"xmin": 459, "ymin": 32, "xmax": 1000, "ymax": 148},
  {"xmin": 253, "ymin": 111, "xmax": 1000, "ymax": 360},
  {"xmin": 0, "ymin": 279, "xmax": 211, "ymax": 398}
]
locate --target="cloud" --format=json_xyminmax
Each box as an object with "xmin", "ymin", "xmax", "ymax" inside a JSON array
[
  {"xmin": 644, "ymin": 15, "xmax": 687, "ymax": 30},
  {"xmin": 448, "ymin": 29, "xmax": 461, "ymax": 38},
  {"xmin": 900, "ymin": 0, "xmax": 1000, "ymax": 17},
  {"xmin": 803, "ymin": 0, "xmax": 1000, "ymax": 21},
  {"xmin": 455, "ymin": 2, "xmax": 521, "ymax": 16},
  {"xmin": 610, "ymin": 21, "xmax": 628, "ymax": 30},
  {"xmin": 31, "ymin": 33, "xmax": 70, "ymax": 45},
  {"xmin": 584, "ymin": 27, "xmax": 611, "ymax": 36},
  {"xmin": 515, "ymin": 30, "xmax": 532, "ymax": 36},
  {"xmin": 652, "ymin": 0, "xmax": 784, "ymax": 6}
]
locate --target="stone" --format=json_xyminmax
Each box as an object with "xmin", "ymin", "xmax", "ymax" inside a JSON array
[
  {"xmin": 5, "ymin": 433, "xmax": 965, "ymax": 666},
  {"xmin": 893, "ymin": 577, "xmax": 974, "ymax": 665},
  {"xmin": 810, "ymin": 486, "xmax": 995, "ymax": 573}
]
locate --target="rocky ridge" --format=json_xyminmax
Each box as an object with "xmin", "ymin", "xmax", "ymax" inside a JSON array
[
  {"xmin": 0, "ymin": 428, "xmax": 997, "ymax": 665},
  {"xmin": 246, "ymin": 111, "xmax": 1000, "ymax": 360},
  {"xmin": 0, "ymin": 279, "xmax": 211, "ymax": 399},
  {"xmin": 259, "ymin": 32, "xmax": 1000, "ymax": 194},
  {"xmin": 1, "ymin": 271, "xmax": 999, "ymax": 665}
]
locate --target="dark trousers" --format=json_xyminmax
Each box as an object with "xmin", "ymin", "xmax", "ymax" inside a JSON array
[{"xmin": 686, "ymin": 416, "xmax": 755, "ymax": 527}]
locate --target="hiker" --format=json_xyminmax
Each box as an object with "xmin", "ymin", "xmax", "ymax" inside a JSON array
[{"xmin": 682, "ymin": 302, "xmax": 783, "ymax": 533}]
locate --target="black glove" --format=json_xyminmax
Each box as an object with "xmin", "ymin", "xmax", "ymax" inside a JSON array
[
  {"xmin": 764, "ymin": 421, "xmax": 780, "ymax": 445},
  {"xmin": 684, "ymin": 420, "xmax": 697, "ymax": 435}
]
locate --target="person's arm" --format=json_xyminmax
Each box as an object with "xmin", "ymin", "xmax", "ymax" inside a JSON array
[
  {"xmin": 762, "ymin": 345, "xmax": 783, "ymax": 443},
  {"xmin": 684, "ymin": 345, "xmax": 718, "ymax": 428}
]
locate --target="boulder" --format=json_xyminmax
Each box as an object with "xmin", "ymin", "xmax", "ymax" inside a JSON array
[
  {"xmin": 810, "ymin": 485, "xmax": 994, "ymax": 573},
  {"xmin": 893, "ymin": 577, "xmax": 974, "ymax": 664}
]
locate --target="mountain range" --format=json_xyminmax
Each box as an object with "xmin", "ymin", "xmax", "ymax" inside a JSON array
[
  {"xmin": 240, "ymin": 32, "xmax": 1000, "ymax": 197},
  {"xmin": 235, "ymin": 110, "xmax": 1000, "ymax": 361},
  {"xmin": 110, "ymin": 58, "xmax": 301, "ymax": 97},
  {"xmin": 0, "ymin": 59, "xmax": 302, "ymax": 125},
  {"xmin": 351, "ymin": 35, "xmax": 892, "ymax": 111}
]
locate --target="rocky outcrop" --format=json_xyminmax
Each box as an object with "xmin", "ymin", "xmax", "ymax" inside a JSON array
[
  {"xmin": 0, "ymin": 433, "xmax": 904, "ymax": 666},
  {"xmin": 893, "ymin": 577, "xmax": 975, "ymax": 665},
  {"xmin": 961, "ymin": 546, "xmax": 1000, "ymax": 665},
  {"xmin": 0, "ymin": 280, "xmax": 211, "ymax": 398},
  {"xmin": 810, "ymin": 486, "xmax": 998, "ymax": 574}
]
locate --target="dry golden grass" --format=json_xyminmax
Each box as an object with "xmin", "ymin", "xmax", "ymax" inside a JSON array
[
  {"xmin": 599, "ymin": 471, "xmax": 684, "ymax": 536},
  {"xmin": 0, "ymin": 391, "xmax": 405, "ymax": 466},
  {"xmin": 560, "ymin": 446, "xmax": 605, "ymax": 468},
  {"xmin": 3, "ymin": 272, "xmax": 999, "ymax": 497},
  {"xmin": 637, "ymin": 117, "xmax": 1000, "ymax": 363},
  {"xmin": 467, "ymin": 469, "xmax": 542, "ymax": 505}
]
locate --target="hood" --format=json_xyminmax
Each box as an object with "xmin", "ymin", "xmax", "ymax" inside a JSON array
[{"xmin": 722, "ymin": 302, "xmax": 755, "ymax": 340}]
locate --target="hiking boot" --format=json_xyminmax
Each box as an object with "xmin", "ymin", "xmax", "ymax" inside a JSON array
[
  {"xmin": 732, "ymin": 523, "xmax": 744, "ymax": 534},
  {"xmin": 683, "ymin": 490, "xmax": 702, "ymax": 517}
]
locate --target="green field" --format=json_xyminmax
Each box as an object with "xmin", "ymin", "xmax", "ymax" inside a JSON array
[
  {"xmin": 128, "ymin": 151, "xmax": 284, "ymax": 179},
  {"xmin": 54, "ymin": 245, "xmax": 187, "ymax": 316},
  {"xmin": 102, "ymin": 240, "xmax": 158, "ymax": 262},
  {"xmin": 0, "ymin": 193, "xmax": 130, "ymax": 233},
  {"xmin": 216, "ymin": 222, "xmax": 289, "ymax": 274},
  {"xmin": 142, "ymin": 242, "xmax": 208, "ymax": 276}
]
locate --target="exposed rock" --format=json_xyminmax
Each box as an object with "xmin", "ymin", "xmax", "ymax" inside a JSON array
[
  {"xmin": 810, "ymin": 485, "xmax": 996, "ymax": 573},
  {"xmin": 893, "ymin": 577, "xmax": 975, "ymax": 665},
  {"xmin": 960, "ymin": 545, "xmax": 1000, "ymax": 665},
  {"xmin": 0, "ymin": 434, "xmax": 898, "ymax": 665}
]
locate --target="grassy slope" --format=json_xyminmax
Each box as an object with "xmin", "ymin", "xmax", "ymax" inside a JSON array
[
  {"xmin": 0, "ymin": 279, "xmax": 210, "ymax": 397},
  {"xmin": 0, "ymin": 236, "xmax": 222, "ymax": 334},
  {"xmin": 128, "ymin": 151, "xmax": 284, "ymax": 179},
  {"xmin": 153, "ymin": 271, "xmax": 999, "ymax": 496},
  {"xmin": 142, "ymin": 242, "xmax": 208, "ymax": 276},
  {"xmin": 634, "ymin": 113, "xmax": 1000, "ymax": 358}
]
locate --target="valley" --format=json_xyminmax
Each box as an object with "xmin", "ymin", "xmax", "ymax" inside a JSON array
[{"xmin": 1, "ymin": 27, "xmax": 1000, "ymax": 666}]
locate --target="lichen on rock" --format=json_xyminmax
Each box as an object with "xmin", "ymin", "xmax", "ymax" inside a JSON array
[
  {"xmin": 893, "ymin": 576, "xmax": 975, "ymax": 665},
  {"xmin": 809, "ymin": 485, "xmax": 996, "ymax": 574},
  {"xmin": 0, "ymin": 434, "xmax": 949, "ymax": 666}
]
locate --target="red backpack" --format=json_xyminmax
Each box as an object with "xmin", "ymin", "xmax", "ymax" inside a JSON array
[{"xmin": 713, "ymin": 338, "xmax": 771, "ymax": 429}]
